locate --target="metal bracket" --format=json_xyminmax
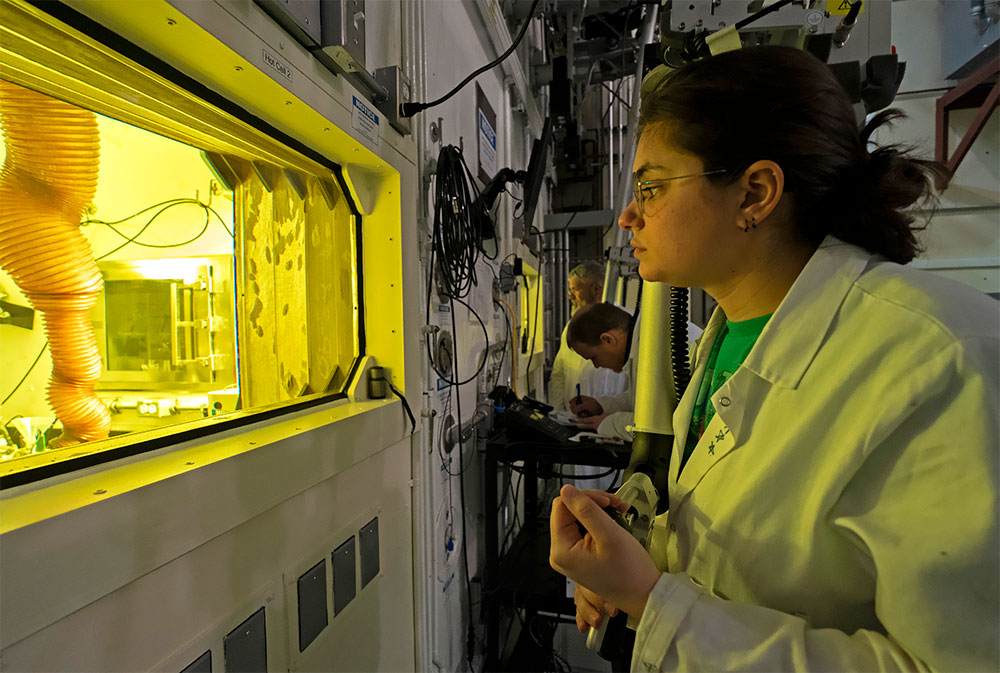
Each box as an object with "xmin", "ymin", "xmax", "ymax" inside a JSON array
[{"xmin": 935, "ymin": 55, "xmax": 1000, "ymax": 188}]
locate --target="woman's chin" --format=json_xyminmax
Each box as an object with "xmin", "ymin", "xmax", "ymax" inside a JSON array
[{"xmin": 638, "ymin": 263, "xmax": 667, "ymax": 283}]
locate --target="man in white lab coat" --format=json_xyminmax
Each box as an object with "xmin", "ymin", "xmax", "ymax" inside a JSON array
[
  {"xmin": 568, "ymin": 302, "xmax": 701, "ymax": 440},
  {"xmin": 547, "ymin": 262, "xmax": 626, "ymax": 410}
]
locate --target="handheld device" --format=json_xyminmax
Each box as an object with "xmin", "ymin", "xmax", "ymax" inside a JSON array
[
  {"xmin": 585, "ymin": 472, "xmax": 659, "ymax": 657},
  {"xmin": 504, "ymin": 397, "xmax": 576, "ymax": 443}
]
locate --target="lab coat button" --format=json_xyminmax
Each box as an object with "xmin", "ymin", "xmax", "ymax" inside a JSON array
[
  {"xmin": 669, "ymin": 522, "xmax": 677, "ymax": 532},
  {"xmin": 719, "ymin": 396, "xmax": 731, "ymax": 407}
]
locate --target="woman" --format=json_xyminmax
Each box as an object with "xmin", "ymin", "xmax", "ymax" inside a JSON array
[{"xmin": 548, "ymin": 47, "xmax": 998, "ymax": 671}]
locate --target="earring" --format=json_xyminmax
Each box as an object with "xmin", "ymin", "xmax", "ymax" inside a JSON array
[{"xmin": 742, "ymin": 216, "xmax": 756, "ymax": 233}]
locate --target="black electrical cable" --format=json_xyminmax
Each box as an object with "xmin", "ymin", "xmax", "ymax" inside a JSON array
[
  {"xmin": 429, "ymin": 145, "xmax": 486, "ymax": 299},
  {"xmin": 600, "ymin": 81, "xmax": 632, "ymax": 110},
  {"xmin": 426, "ymin": 297, "xmax": 490, "ymax": 387},
  {"xmin": 386, "ymin": 380, "xmax": 416, "ymax": 434},
  {"xmin": 129, "ymin": 204, "xmax": 210, "ymax": 249},
  {"xmin": 85, "ymin": 198, "xmax": 233, "ymax": 250},
  {"xmin": 498, "ymin": 470, "xmax": 524, "ymax": 559},
  {"xmin": 401, "ymin": 0, "xmax": 541, "ymax": 118},
  {"xmin": 1, "ymin": 341, "xmax": 48, "ymax": 407},
  {"xmin": 448, "ymin": 297, "xmax": 477, "ymax": 672},
  {"xmin": 424, "ymin": 145, "xmax": 495, "ymax": 385},
  {"xmin": 669, "ymin": 286, "xmax": 692, "ymax": 400},
  {"xmin": 493, "ymin": 299, "xmax": 511, "ymax": 390},
  {"xmin": 498, "ymin": 469, "xmax": 523, "ymax": 557},
  {"xmin": 94, "ymin": 202, "xmax": 179, "ymax": 260},
  {"xmin": 82, "ymin": 197, "xmax": 200, "ymax": 226},
  {"xmin": 94, "ymin": 199, "xmax": 225, "ymax": 260}
]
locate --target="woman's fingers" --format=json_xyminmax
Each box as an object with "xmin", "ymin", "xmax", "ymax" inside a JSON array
[
  {"xmin": 577, "ymin": 582, "xmax": 618, "ymax": 618},
  {"xmin": 574, "ymin": 584, "xmax": 607, "ymax": 631},
  {"xmin": 550, "ymin": 484, "xmax": 661, "ymax": 619}
]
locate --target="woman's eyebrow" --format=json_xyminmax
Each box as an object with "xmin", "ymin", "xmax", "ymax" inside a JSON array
[{"xmin": 633, "ymin": 163, "xmax": 667, "ymax": 180}]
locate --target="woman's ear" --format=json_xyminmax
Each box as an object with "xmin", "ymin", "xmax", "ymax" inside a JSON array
[{"xmin": 738, "ymin": 160, "xmax": 784, "ymax": 227}]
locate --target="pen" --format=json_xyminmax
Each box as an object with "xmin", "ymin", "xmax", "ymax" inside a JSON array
[{"xmin": 576, "ymin": 383, "xmax": 582, "ymax": 405}]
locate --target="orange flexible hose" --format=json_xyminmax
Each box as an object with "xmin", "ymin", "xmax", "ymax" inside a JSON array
[{"xmin": 0, "ymin": 80, "xmax": 110, "ymax": 446}]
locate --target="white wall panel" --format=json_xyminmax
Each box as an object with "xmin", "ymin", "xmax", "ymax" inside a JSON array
[{"xmin": 2, "ymin": 430, "xmax": 413, "ymax": 672}]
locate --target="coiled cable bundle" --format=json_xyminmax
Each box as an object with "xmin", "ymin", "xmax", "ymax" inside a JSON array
[
  {"xmin": 423, "ymin": 145, "xmax": 493, "ymax": 384},
  {"xmin": 669, "ymin": 286, "xmax": 691, "ymax": 400},
  {"xmin": 430, "ymin": 145, "xmax": 494, "ymax": 300}
]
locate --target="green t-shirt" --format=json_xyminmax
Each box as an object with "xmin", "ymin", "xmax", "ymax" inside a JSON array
[{"xmin": 680, "ymin": 312, "xmax": 772, "ymax": 473}]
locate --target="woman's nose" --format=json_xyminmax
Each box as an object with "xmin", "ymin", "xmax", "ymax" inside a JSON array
[{"xmin": 618, "ymin": 199, "xmax": 642, "ymax": 231}]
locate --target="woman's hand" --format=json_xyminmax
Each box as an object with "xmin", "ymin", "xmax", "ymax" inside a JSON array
[
  {"xmin": 574, "ymin": 582, "xmax": 618, "ymax": 633},
  {"xmin": 549, "ymin": 484, "xmax": 661, "ymax": 621},
  {"xmin": 570, "ymin": 395, "xmax": 604, "ymax": 418}
]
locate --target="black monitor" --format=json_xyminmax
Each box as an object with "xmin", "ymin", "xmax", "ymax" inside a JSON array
[{"xmin": 519, "ymin": 116, "xmax": 552, "ymax": 239}]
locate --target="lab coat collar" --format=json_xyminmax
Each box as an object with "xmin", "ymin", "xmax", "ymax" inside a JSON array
[
  {"xmin": 669, "ymin": 237, "xmax": 871, "ymax": 494},
  {"xmin": 742, "ymin": 236, "xmax": 870, "ymax": 390}
]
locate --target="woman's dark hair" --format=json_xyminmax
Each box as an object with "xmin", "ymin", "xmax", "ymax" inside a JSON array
[
  {"xmin": 567, "ymin": 302, "xmax": 631, "ymax": 348},
  {"xmin": 638, "ymin": 46, "xmax": 947, "ymax": 264}
]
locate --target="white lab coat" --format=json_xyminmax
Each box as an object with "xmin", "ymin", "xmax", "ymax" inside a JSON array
[
  {"xmin": 632, "ymin": 237, "xmax": 999, "ymax": 672},
  {"xmin": 597, "ymin": 318, "xmax": 703, "ymax": 441},
  {"xmin": 549, "ymin": 323, "xmax": 626, "ymax": 411}
]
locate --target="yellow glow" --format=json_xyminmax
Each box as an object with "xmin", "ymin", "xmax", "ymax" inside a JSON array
[{"xmin": 129, "ymin": 259, "xmax": 203, "ymax": 284}]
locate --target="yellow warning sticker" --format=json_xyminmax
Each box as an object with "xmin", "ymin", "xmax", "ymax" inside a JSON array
[{"xmin": 827, "ymin": 0, "xmax": 865, "ymax": 15}]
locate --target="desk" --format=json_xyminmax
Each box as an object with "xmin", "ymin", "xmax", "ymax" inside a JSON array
[{"xmin": 482, "ymin": 431, "xmax": 631, "ymax": 670}]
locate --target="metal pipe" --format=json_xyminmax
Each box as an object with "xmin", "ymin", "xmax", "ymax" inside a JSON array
[
  {"xmin": 624, "ymin": 281, "xmax": 677, "ymax": 501},
  {"xmin": 404, "ymin": 0, "xmax": 440, "ymax": 670},
  {"xmin": 609, "ymin": 84, "xmax": 615, "ymax": 215},
  {"xmin": 602, "ymin": 259, "xmax": 615, "ymax": 303},
  {"xmin": 564, "ymin": 230, "xmax": 569, "ymax": 324},
  {"xmin": 613, "ymin": 4, "xmax": 659, "ymax": 251},
  {"xmin": 346, "ymin": 68, "xmax": 389, "ymax": 104}
]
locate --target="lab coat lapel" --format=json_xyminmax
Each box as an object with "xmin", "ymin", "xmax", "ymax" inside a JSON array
[
  {"xmin": 674, "ymin": 368, "xmax": 760, "ymax": 498},
  {"xmin": 669, "ymin": 237, "xmax": 871, "ymax": 504}
]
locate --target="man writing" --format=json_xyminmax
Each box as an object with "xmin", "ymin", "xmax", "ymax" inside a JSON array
[
  {"xmin": 566, "ymin": 303, "xmax": 637, "ymax": 440},
  {"xmin": 548, "ymin": 263, "xmax": 625, "ymax": 410},
  {"xmin": 569, "ymin": 302, "xmax": 702, "ymax": 440}
]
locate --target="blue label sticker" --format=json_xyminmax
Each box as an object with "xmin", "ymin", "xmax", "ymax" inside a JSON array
[{"xmin": 351, "ymin": 95, "xmax": 380, "ymax": 146}]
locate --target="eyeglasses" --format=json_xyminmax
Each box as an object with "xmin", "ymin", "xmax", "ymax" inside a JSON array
[{"xmin": 632, "ymin": 169, "xmax": 728, "ymax": 217}]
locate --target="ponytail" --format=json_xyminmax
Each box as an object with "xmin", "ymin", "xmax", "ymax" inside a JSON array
[{"xmin": 824, "ymin": 110, "xmax": 949, "ymax": 264}]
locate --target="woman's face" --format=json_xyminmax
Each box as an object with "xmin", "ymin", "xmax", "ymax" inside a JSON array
[{"xmin": 619, "ymin": 125, "xmax": 743, "ymax": 287}]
